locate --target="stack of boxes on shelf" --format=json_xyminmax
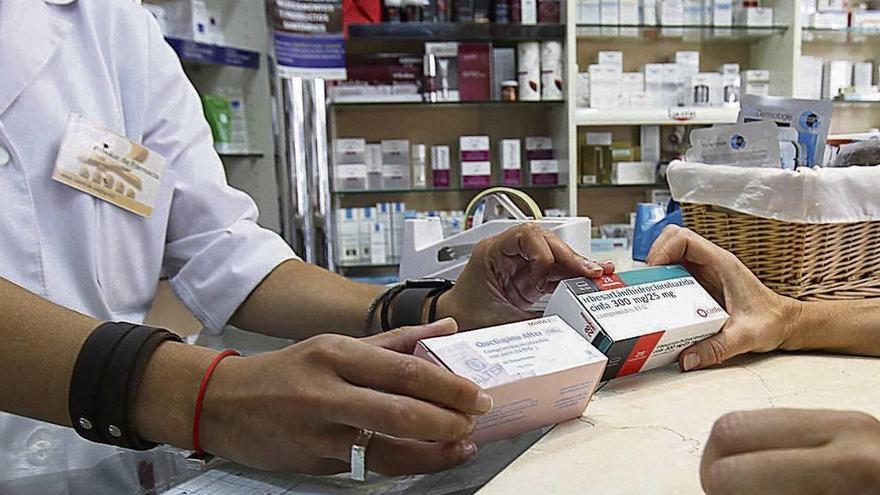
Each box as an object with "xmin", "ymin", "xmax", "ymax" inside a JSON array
[
  {"xmin": 577, "ymin": 51, "xmax": 765, "ymax": 110},
  {"xmin": 579, "ymin": 126, "xmax": 660, "ymax": 186},
  {"xmin": 576, "ymin": 0, "xmax": 773, "ymax": 27},
  {"xmin": 334, "ymin": 136, "xmax": 562, "ymax": 191},
  {"xmin": 804, "ymin": 0, "xmax": 880, "ymax": 30},
  {"xmin": 329, "ymin": 41, "xmax": 562, "ymax": 103},
  {"xmin": 380, "ymin": 0, "xmax": 562, "ymax": 24},
  {"xmin": 336, "ymin": 205, "xmax": 466, "ymax": 267},
  {"xmin": 799, "ymin": 57, "xmax": 880, "ymax": 103}
]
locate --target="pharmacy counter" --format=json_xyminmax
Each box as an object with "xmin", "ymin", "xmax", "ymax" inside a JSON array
[{"xmin": 479, "ymin": 352, "xmax": 880, "ymax": 494}]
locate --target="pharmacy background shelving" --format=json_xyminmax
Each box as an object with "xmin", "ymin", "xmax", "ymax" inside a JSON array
[{"xmin": 144, "ymin": 1, "xmax": 880, "ymax": 275}]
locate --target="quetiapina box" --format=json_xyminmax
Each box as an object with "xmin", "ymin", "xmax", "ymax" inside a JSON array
[
  {"xmin": 414, "ymin": 315, "xmax": 608, "ymax": 445},
  {"xmin": 545, "ymin": 265, "xmax": 729, "ymax": 382}
]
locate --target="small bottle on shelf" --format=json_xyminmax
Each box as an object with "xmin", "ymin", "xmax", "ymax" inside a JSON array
[{"xmin": 411, "ymin": 144, "xmax": 428, "ymax": 189}]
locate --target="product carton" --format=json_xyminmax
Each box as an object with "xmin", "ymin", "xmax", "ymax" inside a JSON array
[
  {"xmin": 414, "ymin": 315, "xmax": 608, "ymax": 445},
  {"xmin": 545, "ymin": 265, "xmax": 729, "ymax": 381}
]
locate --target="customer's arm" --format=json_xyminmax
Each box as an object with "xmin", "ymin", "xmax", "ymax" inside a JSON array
[
  {"xmin": 0, "ymin": 276, "xmax": 491, "ymax": 475},
  {"xmin": 647, "ymin": 225, "xmax": 880, "ymax": 371}
]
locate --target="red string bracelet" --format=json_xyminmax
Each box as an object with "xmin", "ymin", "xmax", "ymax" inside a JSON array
[{"xmin": 192, "ymin": 349, "xmax": 239, "ymax": 454}]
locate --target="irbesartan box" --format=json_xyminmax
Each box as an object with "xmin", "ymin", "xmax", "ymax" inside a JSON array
[
  {"xmin": 545, "ymin": 265, "xmax": 728, "ymax": 381},
  {"xmin": 415, "ymin": 316, "xmax": 607, "ymax": 445}
]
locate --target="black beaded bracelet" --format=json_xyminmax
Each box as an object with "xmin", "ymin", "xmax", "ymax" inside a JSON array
[{"xmin": 70, "ymin": 322, "xmax": 181, "ymax": 451}]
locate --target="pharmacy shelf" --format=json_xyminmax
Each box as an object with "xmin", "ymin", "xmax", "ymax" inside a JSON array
[
  {"xmin": 347, "ymin": 22, "xmax": 565, "ymax": 42},
  {"xmin": 165, "ymin": 37, "xmax": 260, "ymax": 69},
  {"xmin": 833, "ymin": 99, "xmax": 880, "ymax": 107},
  {"xmin": 575, "ymin": 24, "xmax": 787, "ymax": 42},
  {"xmin": 802, "ymin": 27, "xmax": 880, "ymax": 43},
  {"xmin": 218, "ymin": 151, "xmax": 266, "ymax": 158},
  {"xmin": 333, "ymin": 184, "xmax": 566, "ymax": 197},
  {"xmin": 329, "ymin": 99, "xmax": 565, "ymax": 108},
  {"xmin": 575, "ymin": 107, "xmax": 738, "ymax": 126},
  {"xmin": 578, "ymin": 182, "xmax": 667, "ymax": 189}
]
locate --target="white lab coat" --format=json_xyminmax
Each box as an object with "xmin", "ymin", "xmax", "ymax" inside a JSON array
[{"xmin": 0, "ymin": 0, "xmax": 297, "ymax": 489}]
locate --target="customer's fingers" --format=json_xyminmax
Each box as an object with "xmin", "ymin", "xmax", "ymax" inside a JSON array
[
  {"xmin": 647, "ymin": 225, "xmax": 725, "ymax": 268},
  {"xmin": 678, "ymin": 322, "xmax": 753, "ymax": 371},
  {"xmin": 701, "ymin": 448, "xmax": 833, "ymax": 495},
  {"xmin": 702, "ymin": 409, "xmax": 835, "ymax": 467}
]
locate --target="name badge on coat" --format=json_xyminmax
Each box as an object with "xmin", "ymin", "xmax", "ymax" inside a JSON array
[{"xmin": 52, "ymin": 114, "xmax": 165, "ymax": 217}]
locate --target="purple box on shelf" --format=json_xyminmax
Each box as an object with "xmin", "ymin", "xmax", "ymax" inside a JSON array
[{"xmin": 460, "ymin": 135, "xmax": 492, "ymax": 188}]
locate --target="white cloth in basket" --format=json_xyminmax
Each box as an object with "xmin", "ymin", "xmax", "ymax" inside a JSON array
[{"xmin": 667, "ymin": 160, "xmax": 880, "ymax": 224}]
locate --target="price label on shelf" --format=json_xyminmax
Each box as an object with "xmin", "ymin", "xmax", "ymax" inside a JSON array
[{"xmin": 668, "ymin": 108, "xmax": 697, "ymax": 122}]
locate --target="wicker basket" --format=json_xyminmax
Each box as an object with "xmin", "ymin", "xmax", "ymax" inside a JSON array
[{"xmin": 680, "ymin": 202, "xmax": 880, "ymax": 300}]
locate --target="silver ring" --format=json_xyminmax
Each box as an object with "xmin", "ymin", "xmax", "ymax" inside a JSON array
[{"xmin": 350, "ymin": 428, "xmax": 374, "ymax": 481}]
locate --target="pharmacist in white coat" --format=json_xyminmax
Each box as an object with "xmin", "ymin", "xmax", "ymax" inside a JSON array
[{"xmin": 0, "ymin": 0, "xmax": 613, "ymax": 491}]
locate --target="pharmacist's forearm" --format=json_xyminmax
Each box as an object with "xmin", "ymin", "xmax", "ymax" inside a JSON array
[
  {"xmin": 0, "ymin": 278, "xmax": 97, "ymax": 426},
  {"xmin": 781, "ymin": 298, "xmax": 880, "ymax": 356},
  {"xmin": 230, "ymin": 259, "xmax": 385, "ymax": 340}
]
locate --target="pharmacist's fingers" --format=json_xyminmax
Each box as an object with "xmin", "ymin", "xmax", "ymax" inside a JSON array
[
  {"xmin": 678, "ymin": 323, "xmax": 753, "ymax": 371},
  {"xmin": 330, "ymin": 386, "xmax": 476, "ymax": 441},
  {"xmin": 543, "ymin": 230, "xmax": 606, "ymax": 277},
  {"xmin": 701, "ymin": 448, "xmax": 832, "ymax": 495},
  {"xmin": 336, "ymin": 339, "xmax": 493, "ymax": 416},
  {"xmin": 326, "ymin": 429, "xmax": 476, "ymax": 476},
  {"xmin": 702, "ymin": 409, "xmax": 834, "ymax": 466},
  {"xmin": 364, "ymin": 318, "xmax": 460, "ymax": 354}
]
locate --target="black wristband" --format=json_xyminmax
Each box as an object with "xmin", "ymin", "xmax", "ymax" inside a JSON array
[
  {"xmin": 69, "ymin": 322, "xmax": 137, "ymax": 444},
  {"xmin": 123, "ymin": 330, "xmax": 181, "ymax": 450},
  {"xmin": 383, "ymin": 279, "xmax": 455, "ymax": 331}
]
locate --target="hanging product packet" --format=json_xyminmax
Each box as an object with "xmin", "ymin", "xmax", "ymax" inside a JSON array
[
  {"xmin": 737, "ymin": 94, "xmax": 832, "ymax": 167},
  {"xmin": 686, "ymin": 120, "xmax": 781, "ymax": 168}
]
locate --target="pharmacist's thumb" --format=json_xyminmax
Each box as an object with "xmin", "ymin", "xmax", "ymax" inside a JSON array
[{"xmin": 679, "ymin": 330, "xmax": 746, "ymax": 372}]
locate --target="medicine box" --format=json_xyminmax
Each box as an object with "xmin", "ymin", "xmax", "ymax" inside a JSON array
[
  {"xmin": 334, "ymin": 138, "xmax": 367, "ymax": 191},
  {"xmin": 545, "ymin": 265, "xmax": 729, "ymax": 381},
  {"xmin": 415, "ymin": 315, "xmax": 608, "ymax": 445}
]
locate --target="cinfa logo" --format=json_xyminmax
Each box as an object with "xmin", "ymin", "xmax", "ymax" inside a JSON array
[{"xmin": 730, "ymin": 134, "xmax": 747, "ymax": 150}]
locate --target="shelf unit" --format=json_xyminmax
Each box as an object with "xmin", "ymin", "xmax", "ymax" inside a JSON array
[{"xmin": 146, "ymin": 0, "xmax": 282, "ymax": 233}]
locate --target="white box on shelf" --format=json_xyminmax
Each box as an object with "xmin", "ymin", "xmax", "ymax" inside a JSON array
[
  {"xmin": 357, "ymin": 207, "xmax": 377, "ymax": 264},
  {"xmin": 157, "ymin": 0, "xmax": 213, "ymax": 43},
  {"xmin": 381, "ymin": 140, "xmax": 411, "ymax": 190},
  {"xmin": 797, "ymin": 57, "xmax": 825, "ymax": 100},
  {"xmin": 577, "ymin": 72, "xmax": 591, "ymax": 107},
  {"xmin": 501, "ymin": 139, "xmax": 523, "ymax": 186},
  {"xmin": 736, "ymin": 7, "xmax": 773, "ymax": 27},
  {"xmin": 712, "ymin": 0, "xmax": 733, "ymax": 26},
  {"xmin": 334, "ymin": 138, "xmax": 368, "ymax": 191},
  {"xmin": 643, "ymin": 63, "xmax": 665, "ymax": 106},
  {"xmin": 690, "ymin": 72, "xmax": 723, "ymax": 106},
  {"xmin": 660, "ymin": 0, "xmax": 684, "ymax": 26},
  {"xmin": 642, "ymin": 0, "xmax": 658, "ymax": 25},
  {"xmin": 641, "ymin": 125, "xmax": 661, "ymax": 163},
  {"xmin": 579, "ymin": 0, "xmax": 602, "ymax": 23},
  {"xmin": 370, "ymin": 221, "xmax": 387, "ymax": 265},
  {"xmin": 620, "ymin": 0, "xmax": 640, "ymax": 24},
  {"xmin": 599, "ymin": 51, "xmax": 624, "ymax": 71},
  {"xmin": 810, "ymin": 11, "xmax": 849, "ymax": 29},
  {"xmin": 683, "ymin": 0, "xmax": 703, "ymax": 26},
  {"xmin": 391, "ymin": 202, "xmax": 406, "ymax": 263},
  {"xmin": 336, "ymin": 208, "xmax": 361, "ymax": 266},
  {"xmin": 600, "ymin": 0, "xmax": 620, "ymax": 25},
  {"xmin": 366, "ymin": 143, "xmax": 382, "ymax": 190},
  {"xmin": 676, "ymin": 51, "xmax": 700, "ymax": 79},
  {"xmin": 663, "ymin": 63, "xmax": 684, "ymax": 107},
  {"xmin": 589, "ymin": 64, "xmax": 622, "ymax": 109},
  {"xmin": 742, "ymin": 69, "xmax": 771, "ymax": 96},
  {"xmin": 540, "ymin": 41, "xmax": 564, "ymax": 101},
  {"xmin": 521, "ymin": 0, "xmax": 538, "ymax": 24},
  {"xmin": 855, "ymin": 62, "xmax": 874, "ymax": 90},
  {"xmin": 852, "ymin": 11, "xmax": 880, "ymax": 30},
  {"xmin": 377, "ymin": 203, "xmax": 393, "ymax": 263},
  {"xmin": 628, "ymin": 92, "xmax": 651, "ymax": 107},
  {"xmin": 824, "ymin": 60, "xmax": 853, "ymax": 99},
  {"xmin": 621, "ymin": 72, "xmax": 645, "ymax": 94},
  {"xmin": 460, "ymin": 136, "xmax": 492, "ymax": 188},
  {"xmin": 612, "ymin": 161, "xmax": 656, "ymax": 184}
]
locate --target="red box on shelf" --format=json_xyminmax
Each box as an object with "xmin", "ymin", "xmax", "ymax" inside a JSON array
[{"xmin": 458, "ymin": 43, "xmax": 491, "ymax": 101}]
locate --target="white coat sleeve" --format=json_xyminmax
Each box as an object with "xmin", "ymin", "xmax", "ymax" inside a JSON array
[{"xmin": 139, "ymin": 17, "xmax": 298, "ymax": 334}]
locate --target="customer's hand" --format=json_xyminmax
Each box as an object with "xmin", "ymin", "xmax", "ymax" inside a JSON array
[
  {"xmin": 200, "ymin": 318, "xmax": 492, "ymax": 475},
  {"xmin": 701, "ymin": 408, "xmax": 880, "ymax": 495},
  {"xmin": 440, "ymin": 223, "xmax": 614, "ymax": 330},
  {"xmin": 647, "ymin": 225, "xmax": 799, "ymax": 371}
]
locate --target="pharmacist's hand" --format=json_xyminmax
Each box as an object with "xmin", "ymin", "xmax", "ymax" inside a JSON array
[
  {"xmin": 647, "ymin": 225, "xmax": 799, "ymax": 371},
  {"xmin": 701, "ymin": 408, "xmax": 880, "ymax": 495},
  {"xmin": 440, "ymin": 223, "xmax": 614, "ymax": 330},
  {"xmin": 200, "ymin": 318, "xmax": 492, "ymax": 475}
]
